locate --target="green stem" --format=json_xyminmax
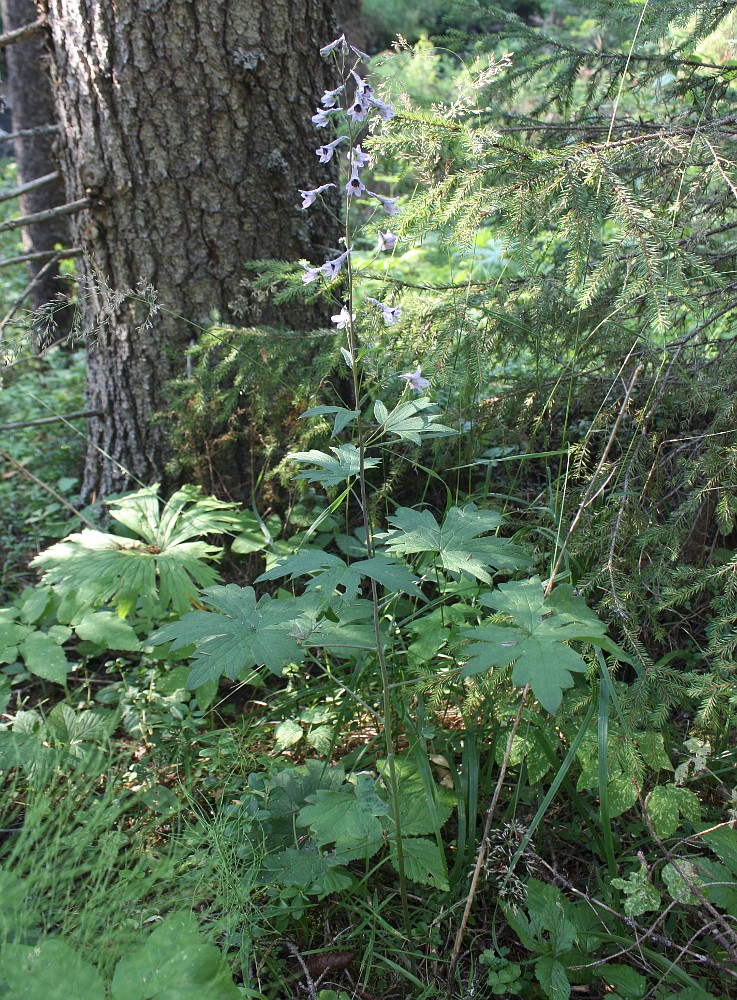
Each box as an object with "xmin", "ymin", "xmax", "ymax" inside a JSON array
[{"xmin": 344, "ymin": 193, "xmax": 413, "ymax": 945}]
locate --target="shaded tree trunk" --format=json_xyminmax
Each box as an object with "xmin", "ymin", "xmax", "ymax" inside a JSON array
[
  {"xmin": 38, "ymin": 0, "xmax": 340, "ymax": 500},
  {"xmin": 2, "ymin": 0, "xmax": 70, "ymax": 339}
]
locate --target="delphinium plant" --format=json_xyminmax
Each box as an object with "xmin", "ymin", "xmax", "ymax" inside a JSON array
[{"xmin": 153, "ymin": 29, "xmax": 642, "ymax": 994}]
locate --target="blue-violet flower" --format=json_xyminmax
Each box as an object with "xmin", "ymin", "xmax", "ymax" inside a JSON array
[
  {"xmin": 299, "ymin": 183, "xmax": 335, "ymax": 209},
  {"xmin": 399, "ymin": 367, "xmax": 430, "ymax": 392}
]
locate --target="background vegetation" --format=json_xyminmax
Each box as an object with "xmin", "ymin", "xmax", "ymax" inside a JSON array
[{"xmin": 1, "ymin": 2, "xmax": 737, "ymax": 998}]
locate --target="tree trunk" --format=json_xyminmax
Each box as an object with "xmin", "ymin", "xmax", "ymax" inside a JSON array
[
  {"xmin": 38, "ymin": 0, "xmax": 340, "ymax": 500},
  {"xmin": 1, "ymin": 0, "xmax": 70, "ymax": 340}
]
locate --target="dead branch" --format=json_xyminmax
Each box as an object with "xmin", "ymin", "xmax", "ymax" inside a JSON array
[
  {"xmin": 0, "ymin": 410, "xmax": 99, "ymax": 432},
  {"xmin": 0, "ymin": 247, "xmax": 82, "ymax": 270},
  {"xmin": 0, "ymin": 198, "xmax": 91, "ymax": 234},
  {"xmin": 0, "ymin": 124, "xmax": 59, "ymax": 143},
  {"xmin": 0, "ymin": 17, "xmax": 46, "ymax": 48},
  {"xmin": 0, "ymin": 171, "xmax": 61, "ymax": 205}
]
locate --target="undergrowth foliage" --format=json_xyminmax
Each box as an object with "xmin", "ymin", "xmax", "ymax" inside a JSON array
[{"xmin": 2, "ymin": 4, "xmax": 737, "ymax": 999}]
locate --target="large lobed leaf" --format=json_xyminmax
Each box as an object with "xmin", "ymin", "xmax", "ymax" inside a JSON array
[
  {"xmin": 31, "ymin": 485, "xmax": 238, "ymax": 618},
  {"xmin": 461, "ymin": 578, "xmax": 628, "ymax": 714},
  {"xmin": 288, "ymin": 443, "xmax": 380, "ymax": 487},
  {"xmin": 152, "ymin": 585, "xmax": 309, "ymax": 688},
  {"xmin": 378, "ymin": 502, "xmax": 529, "ymax": 583}
]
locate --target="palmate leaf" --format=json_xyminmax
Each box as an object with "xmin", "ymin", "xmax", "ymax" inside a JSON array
[
  {"xmin": 111, "ymin": 912, "xmax": 240, "ymax": 1000},
  {"xmin": 377, "ymin": 503, "xmax": 529, "ymax": 583},
  {"xmin": 298, "ymin": 773, "xmax": 388, "ymax": 862},
  {"xmin": 299, "ymin": 404, "xmax": 360, "ymax": 437},
  {"xmin": 260, "ymin": 846, "xmax": 352, "ymax": 898},
  {"xmin": 461, "ymin": 578, "xmax": 627, "ymax": 714},
  {"xmin": 256, "ymin": 548, "xmax": 422, "ymax": 604},
  {"xmin": 31, "ymin": 485, "xmax": 239, "ymax": 618},
  {"xmin": 288, "ymin": 443, "xmax": 380, "ymax": 487},
  {"xmin": 391, "ymin": 837, "xmax": 449, "ymax": 891},
  {"xmin": 374, "ymin": 397, "xmax": 456, "ymax": 444},
  {"xmin": 152, "ymin": 585, "xmax": 308, "ymax": 688}
]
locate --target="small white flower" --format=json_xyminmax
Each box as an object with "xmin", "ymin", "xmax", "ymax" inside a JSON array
[
  {"xmin": 299, "ymin": 183, "xmax": 335, "ymax": 209},
  {"xmin": 316, "ymin": 136, "xmax": 348, "ymax": 163},
  {"xmin": 346, "ymin": 168, "xmax": 366, "ymax": 197},
  {"xmin": 378, "ymin": 230, "xmax": 397, "ymax": 251},
  {"xmin": 348, "ymin": 144, "xmax": 371, "ymax": 169},
  {"xmin": 399, "ymin": 367, "xmax": 430, "ymax": 392},
  {"xmin": 320, "ymin": 34, "xmax": 349, "ymax": 58},
  {"xmin": 367, "ymin": 190, "xmax": 399, "ymax": 216},
  {"xmin": 320, "ymin": 247, "xmax": 351, "ymax": 280},
  {"xmin": 321, "ymin": 84, "xmax": 346, "ymax": 108},
  {"xmin": 312, "ymin": 108, "xmax": 334, "ymax": 128},
  {"xmin": 331, "ymin": 306, "xmax": 354, "ymax": 329}
]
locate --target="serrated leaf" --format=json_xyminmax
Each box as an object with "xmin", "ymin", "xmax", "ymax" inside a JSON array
[
  {"xmin": 461, "ymin": 578, "xmax": 618, "ymax": 714},
  {"xmin": 608, "ymin": 774, "xmax": 639, "ymax": 817},
  {"xmin": 260, "ymin": 846, "xmax": 351, "ymax": 897},
  {"xmin": 377, "ymin": 397, "xmax": 456, "ymax": 444},
  {"xmin": 701, "ymin": 826, "xmax": 737, "ymax": 875},
  {"xmin": 20, "ymin": 632, "xmax": 69, "ymax": 684},
  {"xmin": 599, "ymin": 964, "xmax": 646, "ymax": 999},
  {"xmin": 46, "ymin": 704, "xmax": 113, "ymax": 753},
  {"xmin": 299, "ymin": 406, "xmax": 360, "ymax": 437},
  {"xmin": 32, "ymin": 485, "xmax": 236, "ymax": 618},
  {"xmin": 74, "ymin": 612, "xmax": 140, "ymax": 651},
  {"xmin": 379, "ymin": 757, "xmax": 455, "ymax": 835},
  {"xmin": 274, "ymin": 719, "xmax": 303, "ymax": 752},
  {"xmin": 374, "ymin": 399, "xmax": 389, "ymax": 424},
  {"xmin": 288, "ymin": 444, "xmax": 380, "ymax": 487},
  {"xmin": 111, "ymin": 912, "xmax": 240, "ymax": 999},
  {"xmin": 152, "ymin": 585, "xmax": 307, "ymax": 687},
  {"xmin": 230, "ymin": 510, "xmax": 269, "ymax": 554},
  {"xmin": 298, "ymin": 786, "xmax": 385, "ymax": 862},
  {"xmin": 663, "ymin": 860, "xmax": 702, "ymax": 904},
  {"xmin": 635, "ymin": 731, "xmax": 673, "ymax": 772},
  {"xmin": 379, "ymin": 503, "xmax": 527, "ymax": 583},
  {"xmin": 0, "ymin": 622, "xmax": 27, "ymax": 647},
  {"xmin": 19, "ymin": 586, "xmax": 54, "ymax": 625},
  {"xmin": 257, "ymin": 550, "xmax": 421, "ymax": 604},
  {"xmin": 535, "ymin": 956, "xmax": 571, "ymax": 1000},
  {"xmin": 391, "ymin": 837, "xmax": 449, "ymax": 890},
  {"xmin": 647, "ymin": 785, "xmax": 679, "ymax": 838},
  {"xmin": 0, "ymin": 938, "xmax": 105, "ymax": 1000}
]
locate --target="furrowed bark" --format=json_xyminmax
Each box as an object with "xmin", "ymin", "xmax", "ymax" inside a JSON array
[{"xmin": 40, "ymin": 0, "xmax": 341, "ymax": 499}]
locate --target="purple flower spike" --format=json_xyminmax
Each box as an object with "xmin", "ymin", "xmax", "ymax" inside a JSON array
[
  {"xmin": 399, "ymin": 367, "xmax": 430, "ymax": 393},
  {"xmin": 321, "ymin": 84, "xmax": 346, "ymax": 108},
  {"xmin": 366, "ymin": 296, "xmax": 402, "ymax": 325},
  {"xmin": 350, "ymin": 44, "xmax": 372, "ymax": 63},
  {"xmin": 347, "ymin": 99, "xmax": 369, "ymax": 123},
  {"xmin": 348, "ymin": 144, "xmax": 371, "ymax": 170},
  {"xmin": 299, "ymin": 183, "xmax": 336, "ymax": 209},
  {"xmin": 378, "ymin": 230, "xmax": 397, "ymax": 251},
  {"xmin": 369, "ymin": 97, "xmax": 395, "ymax": 121},
  {"xmin": 351, "ymin": 70, "xmax": 375, "ymax": 100},
  {"xmin": 312, "ymin": 108, "xmax": 334, "ymax": 128}
]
